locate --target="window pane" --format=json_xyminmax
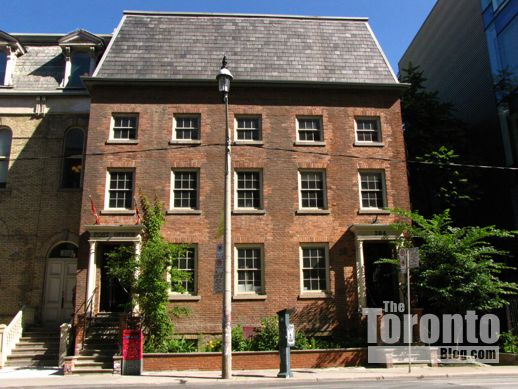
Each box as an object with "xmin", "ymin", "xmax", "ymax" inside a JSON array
[
  {"xmin": 173, "ymin": 171, "xmax": 198, "ymax": 209},
  {"xmin": 298, "ymin": 118, "xmax": 322, "ymax": 141},
  {"xmin": 69, "ymin": 51, "xmax": 90, "ymax": 87},
  {"xmin": 62, "ymin": 128, "xmax": 84, "ymax": 188},
  {"xmin": 0, "ymin": 128, "xmax": 12, "ymax": 187},
  {"xmin": 109, "ymin": 171, "xmax": 133, "ymax": 209},
  {"xmin": 356, "ymin": 119, "xmax": 380, "ymax": 142},
  {"xmin": 237, "ymin": 171, "xmax": 261, "ymax": 209},
  {"xmin": 237, "ymin": 117, "xmax": 260, "ymax": 140},
  {"xmin": 360, "ymin": 172, "xmax": 385, "ymax": 208},
  {"xmin": 302, "ymin": 247, "xmax": 327, "ymax": 291},
  {"xmin": 237, "ymin": 247, "xmax": 262, "ymax": 293},
  {"xmin": 300, "ymin": 171, "xmax": 325, "ymax": 208},
  {"xmin": 0, "ymin": 50, "xmax": 6, "ymax": 85},
  {"xmin": 175, "ymin": 116, "xmax": 200, "ymax": 140},
  {"xmin": 113, "ymin": 116, "xmax": 137, "ymax": 140},
  {"xmin": 173, "ymin": 247, "xmax": 195, "ymax": 294}
]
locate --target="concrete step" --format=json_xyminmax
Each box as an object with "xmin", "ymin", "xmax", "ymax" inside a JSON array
[
  {"xmin": 10, "ymin": 348, "xmax": 58, "ymax": 356},
  {"xmin": 5, "ymin": 359, "xmax": 58, "ymax": 367},
  {"xmin": 72, "ymin": 368, "xmax": 113, "ymax": 374}
]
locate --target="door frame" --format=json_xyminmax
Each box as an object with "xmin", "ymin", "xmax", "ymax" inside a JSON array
[
  {"xmin": 42, "ymin": 241, "xmax": 78, "ymax": 325},
  {"xmin": 351, "ymin": 224, "xmax": 400, "ymax": 311}
]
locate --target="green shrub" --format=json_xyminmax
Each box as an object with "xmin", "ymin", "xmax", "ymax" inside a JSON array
[
  {"xmin": 500, "ymin": 331, "xmax": 518, "ymax": 354},
  {"xmin": 250, "ymin": 317, "xmax": 279, "ymax": 351},
  {"xmin": 166, "ymin": 337, "xmax": 197, "ymax": 353}
]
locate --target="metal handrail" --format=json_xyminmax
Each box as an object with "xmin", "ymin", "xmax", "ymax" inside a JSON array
[{"xmin": 81, "ymin": 287, "xmax": 97, "ymax": 350}]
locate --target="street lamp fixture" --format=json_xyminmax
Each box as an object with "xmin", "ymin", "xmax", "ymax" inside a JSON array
[{"xmin": 216, "ymin": 55, "xmax": 233, "ymax": 379}]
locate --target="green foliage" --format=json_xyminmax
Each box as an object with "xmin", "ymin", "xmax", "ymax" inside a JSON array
[
  {"xmin": 105, "ymin": 195, "xmax": 191, "ymax": 352},
  {"xmin": 249, "ymin": 317, "xmax": 279, "ymax": 351},
  {"xmin": 399, "ymin": 63, "xmax": 477, "ymax": 216},
  {"xmin": 416, "ymin": 146, "xmax": 475, "ymax": 208},
  {"xmin": 390, "ymin": 208, "xmax": 518, "ymax": 314},
  {"xmin": 231, "ymin": 326, "xmax": 253, "ymax": 352},
  {"xmin": 165, "ymin": 337, "xmax": 198, "ymax": 353},
  {"xmin": 500, "ymin": 331, "xmax": 518, "ymax": 354}
]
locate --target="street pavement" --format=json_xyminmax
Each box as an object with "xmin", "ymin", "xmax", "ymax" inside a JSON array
[{"xmin": 1, "ymin": 365, "xmax": 518, "ymax": 388}]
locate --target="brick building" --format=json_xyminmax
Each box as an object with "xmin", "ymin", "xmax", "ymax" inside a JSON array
[
  {"xmin": 0, "ymin": 30, "xmax": 109, "ymax": 325},
  {"xmin": 1, "ymin": 12, "xmax": 410, "ymax": 365},
  {"xmin": 75, "ymin": 11, "xmax": 410, "ymax": 345}
]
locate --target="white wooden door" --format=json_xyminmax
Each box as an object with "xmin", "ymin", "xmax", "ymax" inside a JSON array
[{"xmin": 42, "ymin": 258, "xmax": 77, "ymax": 324}]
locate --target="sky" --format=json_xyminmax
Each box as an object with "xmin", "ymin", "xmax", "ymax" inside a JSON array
[{"xmin": 2, "ymin": 0, "xmax": 436, "ymax": 71}]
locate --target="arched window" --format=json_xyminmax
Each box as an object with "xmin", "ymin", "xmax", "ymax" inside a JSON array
[
  {"xmin": 49, "ymin": 242, "xmax": 78, "ymax": 258},
  {"xmin": 0, "ymin": 127, "xmax": 12, "ymax": 188},
  {"xmin": 62, "ymin": 128, "xmax": 84, "ymax": 188}
]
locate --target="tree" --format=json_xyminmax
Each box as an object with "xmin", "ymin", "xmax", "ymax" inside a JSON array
[
  {"xmin": 105, "ymin": 196, "xmax": 189, "ymax": 351},
  {"xmin": 389, "ymin": 209, "xmax": 518, "ymax": 315},
  {"xmin": 399, "ymin": 63, "xmax": 478, "ymax": 218}
]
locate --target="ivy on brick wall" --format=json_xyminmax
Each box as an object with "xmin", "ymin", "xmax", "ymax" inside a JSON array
[{"xmin": 105, "ymin": 195, "xmax": 190, "ymax": 352}]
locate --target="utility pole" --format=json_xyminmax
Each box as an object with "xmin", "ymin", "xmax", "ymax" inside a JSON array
[{"xmin": 216, "ymin": 56, "xmax": 233, "ymax": 379}]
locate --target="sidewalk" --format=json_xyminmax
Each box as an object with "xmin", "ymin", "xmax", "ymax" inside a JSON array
[{"xmin": 1, "ymin": 365, "xmax": 518, "ymax": 387}]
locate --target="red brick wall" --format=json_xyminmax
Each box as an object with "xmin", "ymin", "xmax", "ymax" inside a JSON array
[
  {"xmin": 143, "ymin": 348, "xmax": 367, "ymax": 371},
  {"xmin": 77, "ymin": 84, "xmax": 409, "ymax": 336}
]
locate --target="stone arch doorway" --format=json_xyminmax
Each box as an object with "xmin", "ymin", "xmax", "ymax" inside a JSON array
[{"xmin": 42, "ymin": 242, "xmax": 78, "ymax": 325}]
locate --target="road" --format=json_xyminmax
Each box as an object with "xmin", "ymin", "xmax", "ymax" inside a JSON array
[{"xmin": 5, "ymin": 375, "xmax": 518, "ymax": 389}]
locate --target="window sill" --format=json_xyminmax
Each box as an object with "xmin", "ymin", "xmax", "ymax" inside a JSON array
[
  {"xmin": 232, "ymin": 209, "xmax": 266, "ymax": 215},
  {"xmin": 0, "ymin": 187, "xmax": 12, "ymax": 193},
  {"xmin": 169, "ymin": 140, "xmax": 201, "ymax": 145},
  {"xmin": 354, "ymin": 141, "xmax": 384, "ymax": 147},
  {"xmin": 233, "ymin": 294, "xmax": 267, "ymax": 301},
  {"xmin": 0, "ymin": 85, "xmax": 14, "ymax": 89},
  {"xmin": 358, "ymin": 209, "xmax": 390, "ymax": 215},
  {"xmin": 298, "ymin": 292, "xmax": 331, "ymax": 299},
  {"xmin": 234, "ymin": 140, "xmax": 263, "ymax": 146},
  {"xmin": 166, "ymin": 209, "xmax": 201, "ymax": 215},
  {"xmin": 294, "ymin": 141, "xmax": 326, "ymax": 147},
  {"xmin": 100, "ymin": 209, "xmax": 136, "ymax": 215},
  {"xmin": 168, "ymin": 294, "xmax": 201, "ymax": 301},
  {"xmin": 106, "ymin": 139, "xmax": 138, "ymax": 145},
  {"xmin": 296, "ymin": 209, "xmax": 330, "ymax": 215}
]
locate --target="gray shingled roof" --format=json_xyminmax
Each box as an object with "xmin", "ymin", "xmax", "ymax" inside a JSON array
[
  {"xmin": 96, "ymin": 13, "xmax": 397, "ymax": 84},
  {"xmin": 13, "ymin": 46, "xmax": 64, "ymax": 90}
]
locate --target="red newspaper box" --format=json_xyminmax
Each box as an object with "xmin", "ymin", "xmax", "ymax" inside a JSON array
[{"xmin": 122, "ymin": 329, "xmax": 143, "ymax": 375}]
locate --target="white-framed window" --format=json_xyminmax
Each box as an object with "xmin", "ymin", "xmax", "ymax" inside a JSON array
[
  {"xmin": 299, "ymin": 170, "xmax": 327, "ymax": 209},
  {"xmin": 105, "ymin": 170, "xmax": 134, "ymax": 210},
  {"xmin": 359, "ymin": 171, "xmax": 387, "ymax": 210},
  {"xmin": 0, "ymin": 127, "xmax": 12, "ymax": 188},
  {"xmin": 235, "ymin": 116, "xmax": 261, "ymax": 141},
  {"xmin": 300, "ymin": 244, "xmax": 329, "ymax": 293},
  {"xmin": 235, "ymin": 245, "xmax": 264, "ymax": 294},
  {"xmin": 173, "ymin": 115, "xmax": 200, "ymax": 141},
  {"xmin": 111, "ymin": 114, "xmax": 138, "ymax": 140},
  {"xmin": 171, "ymin": 170, "xmax": 199, "ymax": 210},
  {"xmin": 235, "ymin": 170, "xmax": 262, "ymax": 209},
  {"xmin": 170, "ymin": 245, "xmax": 197, "ymax": 295},
  {"xmin": 297, "ymin": 117, "xmax": 323, "ymax": 142},
  {"xmin": 355, "ymin": 117, "xmax": 382, "ymax": 143}
]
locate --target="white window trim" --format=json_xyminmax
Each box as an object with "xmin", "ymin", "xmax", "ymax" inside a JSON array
[
  {"xmin": 60, "ymin": 46, "xmax": 96, "ymax": 88},
  {"xmin": 234, "ymin": 115, "xmax": 263, "ymax": 144},
  {"xmin": 170, "ymin": 169, "xmax": 200, "ymax": 211},
  {"xmin": 299, "ymin": 243, "xmax": 330, "ymax": 296},
  {"xmin": 109, "ymin": 113, "xmax": 139, "ymax": 142},
  {"xmin": 0, "ymin": 46, "xmax": 15, "ymax": 87},
  {"xmin": 295, "ymin": 116, "xmax": 325, "ymax": 145},
  {"xmin": 104, "ymin": 169, "xmax": 135, "ymax": 211},
  {"xmin": 234, "ymin": 169, "xmax": 263, "ymax": 211},
  {"xmin": 354, "ymin": 117, "xmax": 384, "ymax": 146},
  {"xmin": 170, "ymin": 114, "xmax": 201, "ymax": 144},
  {"xmin": 298, "ymin": 169, "xmax": 328, "ymax": 210},
  {"xmin": 358, "ymin": 170, "xmax": 388, "ymax": 212},
  {"xmin": 233, "ymin": 244, "xmax": 265, "ymax": 297},
  {"xmin": 168, "ymin": 244, "xmax": 199, "ymax": 298}
]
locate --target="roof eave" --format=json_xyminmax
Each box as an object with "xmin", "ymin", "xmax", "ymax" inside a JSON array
[{"xmin": 83, "ymin": 77, "xmax": 408, "ymax": 91}]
